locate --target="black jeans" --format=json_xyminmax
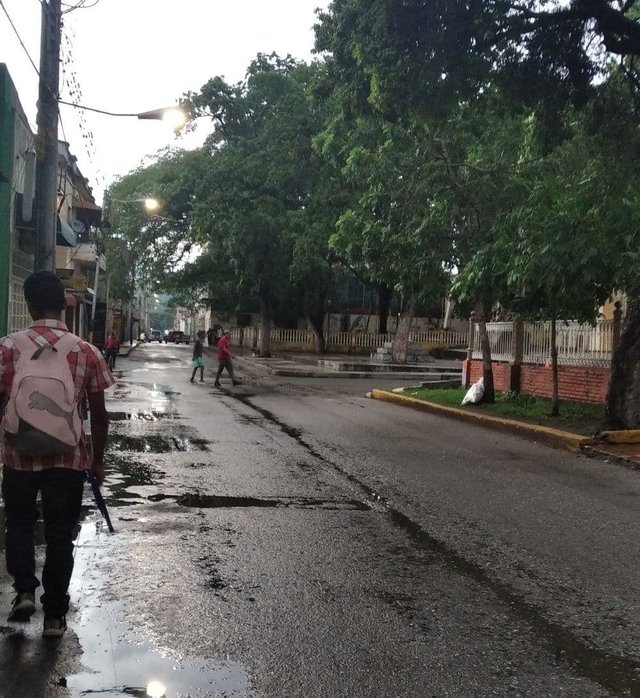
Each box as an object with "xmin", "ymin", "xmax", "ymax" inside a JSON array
[
  {"xmin": 215, "ymin": 358, "xmax": 236, "ymax": 382},
  {"xmin": 1, "ymin": 466, "xmax": 84, "ymax": 618},
  {"xmin": 105, "ymin": 348, "xmax": 117, "ymax": 369}
]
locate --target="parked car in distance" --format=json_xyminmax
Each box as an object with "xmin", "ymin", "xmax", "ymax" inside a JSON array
[
  {"xmin": 166, "ymin": 330, "xmax": 190, "ymax": 344},
  {"xmin": 150, "ymin": 330, "xmax": 163, "ymax": 342}
]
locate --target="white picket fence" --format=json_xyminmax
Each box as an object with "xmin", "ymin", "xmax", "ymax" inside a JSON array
[
  {"xmin": 229, "ymin": 327, "xmax": 469, "ymax": 351},
  {"xmin": 471, "ymin": 320, "xmax": 615, "ymax": 367}
]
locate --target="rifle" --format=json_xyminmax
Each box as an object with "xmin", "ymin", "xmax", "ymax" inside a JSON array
[{"xmin": 87, "ymin": 471, "xmax": 115, "ymax": 533}]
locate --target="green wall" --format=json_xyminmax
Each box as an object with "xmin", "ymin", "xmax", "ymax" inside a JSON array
[{"xmin": 0, "ymin": 64, "xmax": 15, "ymax": 336}]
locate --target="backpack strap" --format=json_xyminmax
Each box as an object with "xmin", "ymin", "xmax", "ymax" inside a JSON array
[
  {"xmin": 51, "ymin": 332, "xmax": 82, "ymax": 357},
  {"xmin": 10, "ymin": 330, "xmax": 81, "ymax": 358},
  {"xmin": 9, "ymin": 330, "xmax": 39, "ymax": 357}
]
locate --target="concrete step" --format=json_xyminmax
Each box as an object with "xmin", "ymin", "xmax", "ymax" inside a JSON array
[
  {"xmin": 419, "ymin": 379, "xmax": 461, "ymax": 389},
  {"xmin": 318, "ymin": 359, "xmax": 463, "ymax": 374}
]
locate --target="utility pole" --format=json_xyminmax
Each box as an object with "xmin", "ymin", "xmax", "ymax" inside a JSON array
[{"xmin": 34, "ymin": 0, "xmax": 62, "ymax": 272}]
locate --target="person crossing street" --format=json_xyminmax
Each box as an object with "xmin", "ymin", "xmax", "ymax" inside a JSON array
[
  {"xmin": 214, "ymin": 330, "xmax": 240, "ymax": 387},
  {"xmin": 190, "ymin": 330, "xmax": 206, "ymax": 383}
]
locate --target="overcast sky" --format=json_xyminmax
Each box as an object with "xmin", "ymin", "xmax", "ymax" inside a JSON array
[{"xmin": 0, "ymin": 0, "xmax": 329, "ymax": 203}]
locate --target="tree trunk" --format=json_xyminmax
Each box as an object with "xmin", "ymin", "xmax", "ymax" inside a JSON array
[
  {"xmin": 303, "ymin": 284, "xmax": 327, "ymax": 354},
  {"xmin": 550, "ymin": 308, "xmax": 559, "ymax": 416},
  {"xmin": 392, "ymin": 292, "xmax": 416, "ymax": 364},
  {"xmin": 378, "ymin": 284, "xmax": 392, "ymax": 335},
  {"xmin": 605, "ymin": 296, "xmax": 640, "ymax": 428},
  {"xmin": 476, "ymin": 301, "xmax": 495, "ymax": 404},
  {"xmin": 258, "ymin": 293, "xmax": 272, "ymax": 358},
  {"xmin": 307, "ymin": 316, "xmax": 326, "ymax": 354}
]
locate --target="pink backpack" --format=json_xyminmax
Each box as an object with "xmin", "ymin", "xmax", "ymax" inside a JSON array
[{"xmin": 2, "ymin": 331, "xmax": 82, "ymax": 456}]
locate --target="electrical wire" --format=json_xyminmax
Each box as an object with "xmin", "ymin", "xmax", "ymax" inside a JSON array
[
  {"xmin": 0, "ymin": 0, "xmax": 40, "ymax": 76},
  {"xmin": 62, "ymin": 0, "xmax": 101, "ymax": 14}
]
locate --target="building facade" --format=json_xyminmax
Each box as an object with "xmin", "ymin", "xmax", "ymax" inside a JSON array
[{"xmin": 0, "ymin": 64, "xmax": 106, "ymax": 343}]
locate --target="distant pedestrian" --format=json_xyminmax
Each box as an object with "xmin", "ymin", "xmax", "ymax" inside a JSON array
[
  {"xmin": 104, "ymin": 332, "xmax": 120, "ymax": 370},
  {"xmin": 0, "ymin": 271, "xmax": 114, "ymax": 639},
  {"xmin": 206, "ymin": 328, "xmax": 214, "ymax": 347},
  {"xmin": 190, "ymin": 330, "xmax": 206, "ymax": 383},
  {"xmin": 214, "ymin": 330, "xmax": 240, "ymax": 387},
  {"xmin": 213, "ymin": 324, "xmax": 223, "ymax": 346}
]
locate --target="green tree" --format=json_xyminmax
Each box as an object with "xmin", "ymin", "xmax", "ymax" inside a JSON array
[
  {"xmin": 103, "ymin": 148, "xmax": 203, "ymax": 297},
  {"xmin": 457, "ymin": 95, "xmax": 640, "ymax": 415},
  {"xmin": 328, "ymin": 118, "xmax": 451, "ymax": 363},
  {"xmin": 186, "ymin": 55, "xmax": 337, "ymax": 356}
]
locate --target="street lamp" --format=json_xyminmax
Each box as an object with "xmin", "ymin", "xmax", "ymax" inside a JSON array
[
  {"xmin": 58, "ymin": 101, "xmax": 189, "ymax": 131},
  {"xmin": 91, "ymin": 196, "xmax": 161, "ymax": 344},
  {"xmin": 108, "ymin": 197, "xmax": 161, "ymax": 212}
]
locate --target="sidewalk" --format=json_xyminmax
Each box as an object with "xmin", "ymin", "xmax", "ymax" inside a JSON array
[
  {"xmin": 118, "ymin": 341, "xmax": 138, "ymax": 357},
  {"xmin": 205, "ymin": 346, "xmax": 462, "ymax": 380}
]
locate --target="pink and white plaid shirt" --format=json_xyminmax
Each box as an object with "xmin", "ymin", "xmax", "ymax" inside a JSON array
[{"xmin": 0, "ymin": 320, "xmax": 115, "ymax": 472}]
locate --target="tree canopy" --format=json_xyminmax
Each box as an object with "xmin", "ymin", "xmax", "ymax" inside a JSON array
[{"xmin": 102, "ymin": 3, "xmax": 640, "ymax": 423}]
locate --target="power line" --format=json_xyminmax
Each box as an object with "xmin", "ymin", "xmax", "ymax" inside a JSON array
[
  {"xmin": 59, "ymin": 21, "xmax": 105, "ymax": 190},
  {"xmin": 0, "ymin": 0, "xmax": 40, "ymax": 76},
  {"xmin": 62, "ymin": 0, "xmax": 101, "ymax": 14}
]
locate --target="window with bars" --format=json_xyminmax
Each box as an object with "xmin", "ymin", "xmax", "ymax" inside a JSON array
[{"xmin": 9, "ymin": 279, "xmax": 31, "ymax": 333}]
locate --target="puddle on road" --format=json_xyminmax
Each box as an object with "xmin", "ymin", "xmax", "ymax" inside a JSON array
[
  {"xmin": 112, "ymin": 382, "xmax": 182, "ymax": 416},
  {"xmin": 104, "ymin": 455, "xmax": 166, "ymax": 507},
  {"xmin": 147, "ymin": 492, "xmax": 370, "ymax": 511},
  {"xmin": 108, "ymin": 411, "xmax": 179, "ymax": 422},
  {"xmin": 108, "ymin": 434, "xmax": 209, "ymax": 453},
  {"xmin": 64, "ymin": 522, "xmax": 252, "ymax": 697}
]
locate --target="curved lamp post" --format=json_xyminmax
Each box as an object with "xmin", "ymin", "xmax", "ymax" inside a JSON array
[{"xmin": 58, "ymin": 101, "xmax": 189, "ymax": 130}]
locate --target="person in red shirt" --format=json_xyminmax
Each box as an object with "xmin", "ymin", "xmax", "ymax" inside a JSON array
[
  {"xmin": 214, "ymin": 330, "xmax": 240, "ymax": 387},
  {"xmin": 104, "ymin": 332, "xmax": 120, "ymax": 370},
  {"xmin": 0, "ymin": 272, "xmax": 114, "ymax": 638}
]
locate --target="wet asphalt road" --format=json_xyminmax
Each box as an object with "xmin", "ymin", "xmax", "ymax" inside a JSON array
[{"xmin": 1, "ymin": 342, "xmax": 640, "ymax": 697}]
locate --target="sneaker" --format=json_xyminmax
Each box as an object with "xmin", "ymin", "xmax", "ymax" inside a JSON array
[
  {"xmin": 214, "ymin": 382, "xmax": 221, "ymax": 388},
  {"xmin": 232, "ymin": 380, "xmax": 241, "ymax": 386},
  {"xmin": 42, "ymin": 616, "xmax": 67, "ymax": 639},
  {"xmin": 7, "ymin": 592, "xmax": 36, "ymax": 622}
]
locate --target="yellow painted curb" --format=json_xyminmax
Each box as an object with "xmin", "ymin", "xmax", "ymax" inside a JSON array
[
  {"xmin": 369, "ymin": 390, "xmax": 596, "ymax": 453},
  {"xmin": 599, "ymin": 430, "xmax": 640, "ymax": 444}
]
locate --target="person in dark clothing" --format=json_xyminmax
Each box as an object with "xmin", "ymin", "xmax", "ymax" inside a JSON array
[
  {"xmin": 206, "ymin": 328, "xmax": 214, "ymax": 347},
  {"xmin": 190, "ymin": 330, "xmax": 206, "ymax": 383},
  {"xmin": 0, "ymin": 271, "xmax": 114, "ymax": 639},
  {"xmin": 214, "ymin": 330, "xmax": 240, "ymax": 387}
]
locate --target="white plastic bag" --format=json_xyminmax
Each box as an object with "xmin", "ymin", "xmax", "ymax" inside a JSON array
[{"xmin": 461, "ymin": 377, "xmax": 484, "ymax": 405}]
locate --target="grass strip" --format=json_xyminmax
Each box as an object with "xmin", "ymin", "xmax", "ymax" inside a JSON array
[{"xmin": 400, "ymin": 387, "xmax": 603, "ymax": 436}]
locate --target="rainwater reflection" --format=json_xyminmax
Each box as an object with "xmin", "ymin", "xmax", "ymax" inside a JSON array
[{"xmin": 67, "ymin": 522, "xmax": 252, "ymax": 697}]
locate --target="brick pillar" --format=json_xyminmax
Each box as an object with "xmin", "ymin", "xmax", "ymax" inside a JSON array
[{"xmin": 507, "ymin": 317, "xmax": 523, "ymax": 393}]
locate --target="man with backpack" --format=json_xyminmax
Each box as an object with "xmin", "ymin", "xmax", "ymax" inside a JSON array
[{"xmin": 0, "ymin": 272, "xmax": 114, "ymax": 639}]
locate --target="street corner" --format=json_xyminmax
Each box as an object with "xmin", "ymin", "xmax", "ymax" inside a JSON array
[{"xmin": 368, "ymin": 389, "xmax": 596, "ymax": 454}]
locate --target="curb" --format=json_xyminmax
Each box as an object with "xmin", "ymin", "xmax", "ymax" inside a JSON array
[
  {"xmin": 599, "ymin": 429, "xmax": 640, "ymax": 444},
  {"xmin": 369, "ymin": 389, "xmax": 596, "ymax": 453}
]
